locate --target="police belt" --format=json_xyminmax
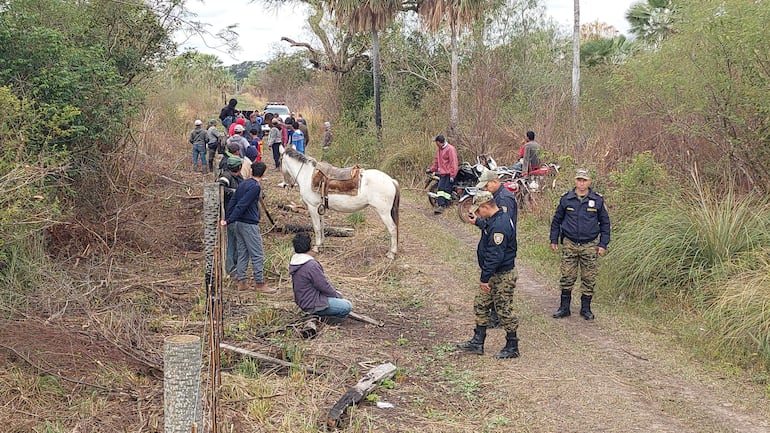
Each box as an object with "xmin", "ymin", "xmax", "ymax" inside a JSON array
[{"xmin": 564, "ymin": 236, "xmax": 598, "ymax": 246}]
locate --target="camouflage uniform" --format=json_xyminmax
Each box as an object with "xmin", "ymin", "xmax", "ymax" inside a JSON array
[
  {"xmin": 474, "ymin": 268, "xmax": 518, "ymax": 332},
  {"xmin": 559, "ymin": 238, "xmax": 599, "ymax": 295}
]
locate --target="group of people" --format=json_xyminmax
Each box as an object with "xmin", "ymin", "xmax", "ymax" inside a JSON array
[
  {"xmin": 426, "ymin": 132, "xmax": 611, "ymax": 359},
  {"xmin": 210, "ymin": 98, "xmax": 348, "ymax": 319}
]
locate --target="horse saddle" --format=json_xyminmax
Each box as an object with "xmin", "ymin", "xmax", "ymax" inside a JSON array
[{"xmin": 312, "ymin": 161, "xmax": 362, "ymax": 211}]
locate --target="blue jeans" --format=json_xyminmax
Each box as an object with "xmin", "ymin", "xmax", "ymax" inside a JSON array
[
  {"xmin": 437, "ymin": 174, "xmax": 453, "ymax": 207},
  {"xmin": 225, "ymin": 224, "xmax": 238, "ymax": 275},
  {"xmin": 315, "ymin": 297, "xmax": 352, "ymax": 318},
  {"xmin": 192, "ymin": 144, "xmax": 207, "ymax": 167},
  {"xmin": 234, "ymin": 221, "xmax": 264, "ymax": 283}
]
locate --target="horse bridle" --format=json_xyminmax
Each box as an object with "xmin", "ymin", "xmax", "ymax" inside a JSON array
[{"xmin": 283, "ymin": 155, "xmax": 307, "ymax": 188}]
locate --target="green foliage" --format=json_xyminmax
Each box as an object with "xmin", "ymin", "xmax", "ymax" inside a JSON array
[
  {"xmin": 249, "ymin": 53, "xmax": 313, "ymax": 99},
  {"xmin": 607, "ymin": 151, "xmax": 675, "ymax": 220}
]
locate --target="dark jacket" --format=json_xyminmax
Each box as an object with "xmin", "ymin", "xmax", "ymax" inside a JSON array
[
  {"xmin": 474, "ymin": 187, "xmax": 518, "ymax": 230},
  {"xmin": 289, "ymin": 253, "xmax": 341, "ymax": 313},
  {"xmin": 549, "ymin": 188, "xmax": 611, "ymax": 248},
  {"xmin": 217, "ymin": 172, "xmax": 243, "ymax": 215},
  {"xmin": 477, "ymin": 209, "xmax": 517, "ymax": 283},
  {"xmin": 225, "ymin": 178, "xmax": 261, "ymax": 225},
  {"xmin": 219, "ymin": 99, "xmax": 238, "ymax": 122}
]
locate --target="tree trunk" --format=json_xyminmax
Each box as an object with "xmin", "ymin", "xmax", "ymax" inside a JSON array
[
  {"xmin": 371, "ymin": 28, "xmax": 382, "ymax": 139},
  {"xmin": 164, "ymin": 335, "xmax": 203, "ymax": 433},
  {"xmin": 449, "ymin": 25, "xmax": 460, "ymax": 144},
  {"xmin": 572, "ymin": 0, "xmax": 581, "ymax": 154}
]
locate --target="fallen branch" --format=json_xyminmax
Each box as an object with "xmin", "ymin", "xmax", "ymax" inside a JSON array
[
  {"xmin": 326, "ymin": 362, "xmax": 397, "ymax": 429},
  {"xmin": 220, "ymin": 343, "xmax": 322, "ymax": 375},
  {"xmin": 348, "ymin": 312, "xmax": 384, "ymax": 327}
]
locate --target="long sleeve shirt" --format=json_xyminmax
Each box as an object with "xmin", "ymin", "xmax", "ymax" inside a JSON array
[{"xmin": 429, "ymin": 143, "xmax": 459, "ymax": 177}]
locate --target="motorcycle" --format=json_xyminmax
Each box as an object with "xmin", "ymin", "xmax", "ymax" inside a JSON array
[
  {"xmin": 425, "ymin": 155, "xmax": 496, "ymax": 210},
  {"xmin": 456, "ymin": 171, "xmax": 535, "ymax": 224}
]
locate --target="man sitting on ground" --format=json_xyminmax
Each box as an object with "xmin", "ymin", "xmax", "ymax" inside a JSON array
[{"xmin": 289, "ymin": 232, "xmax": 352, "ymax": 321}]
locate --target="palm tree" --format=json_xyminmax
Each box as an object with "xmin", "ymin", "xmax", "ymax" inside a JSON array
[
  {"xmin": 625, "ymin": 0, "xmax": 676, "ymax": 48},
  {"xmin": 418, "ymin": 0, "xmax": 488, "ymax": 142},
  {"xmin": 326, "ymin": 0, "xmax": 402, "ymax": 137}
]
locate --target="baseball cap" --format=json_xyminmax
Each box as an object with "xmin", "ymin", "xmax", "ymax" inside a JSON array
[
  {"xmin": 227, "ymin": 156, "xmax": 243, "ymax": 171},
  {"xmin": 194, "ymin": 119, "xmax": 202, "ymax": 126},
  {"xmin": 234, "ymin": 124, "xmax": 245, "ymax": 133},
  {"xmin": 475, "ymin": 169, "xmax": 498, "ymax": 188},
  {"xmin": 469, "ymin": 191, "xmax": 495, "ymax": 214},
  {"xmin": 575, "ymin": 169, "xmax": 592, "ymax": 180},
  {"xmin": 209, "ymin": 118, "xmax": 217, "ymax": 124}
]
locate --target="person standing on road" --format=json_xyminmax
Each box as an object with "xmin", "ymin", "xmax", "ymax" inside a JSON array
[
  {"xmin": 468, "ymin": 169, "xmax": 519, "ymax": 329},
  {"xmin": 218, "ymin": 156, "xmax": 244, "ymax": 277},
  {"xmin": 189, "ymin": 119, "xmax": 207, "ymax": 172},
  {"xmin": 206, "ymin": 119, "xmax": 222, "ymax": 173},
  {"xmin": 549, "ymin": 169, "xmax": 611, "ymax": 320},
  {"xmin": 457, "ymin": 191, "xmax": 520, "ymax": 359},
  {"xmin": 219, "ymin": 98, "xmax": 238, "ymax": 130},
  {"xmin": 322, "ymin": 121, "xmax": 333, "ymax": 150},
  {"xmin": 268, "ymin": 118, "xmax": 282, "ymax": 169},
  {"xmin": 289, "ymin": 232, "xmax": 352, "ymax": 321},
  {"xmin": 427, "ymin": 135, "xmax": 458, "ymax": 214},
  {"xmin": 220, "ymin": 161, "xmax": 277, "ymax": 294}
]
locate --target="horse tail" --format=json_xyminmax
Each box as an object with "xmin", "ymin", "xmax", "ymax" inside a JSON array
[{"xmin": 391, "ymin": 179, "xmax": 400, "ymax": 241}]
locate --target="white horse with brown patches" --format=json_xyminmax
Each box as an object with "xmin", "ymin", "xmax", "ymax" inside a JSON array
[{"xmin": 280, "ymin": 148, "xmax": 400, "ymax": 259}]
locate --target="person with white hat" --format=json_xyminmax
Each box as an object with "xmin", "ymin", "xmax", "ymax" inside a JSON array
[{"xmin": 189, "ymin": 119, "xmax": 207, "ymax": 172}]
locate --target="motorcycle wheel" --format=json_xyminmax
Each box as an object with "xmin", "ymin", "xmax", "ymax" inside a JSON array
[
  {"xmin": 457, "ymin": 196, "xmax": 474, "ymax": 224},
  {"xmin": 516, "ymin": 188, "xmax": 535, "ymax": 212},
  {"xmin": 427, "ymin": 180, "xmax": 439, "ymax": 209}
]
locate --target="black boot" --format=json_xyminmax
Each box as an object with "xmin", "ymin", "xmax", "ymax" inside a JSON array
[
  {"xmin": 580, "ymin": 294, "xmax": 595, "ymax": 320},
  {"xmin": 457, "ymin": 326, "xmax": 486, "ymax": 355},
  {"xmin": 488, "ymin": 306, "xmax": 501, "ymax": 329},
  {"xmin": 552, "ymin": 289, "xmax": 572, "ymax": 318},
  {"xmin": 495, "ymin": 332, "xmax": 520, "ymax": 359}
]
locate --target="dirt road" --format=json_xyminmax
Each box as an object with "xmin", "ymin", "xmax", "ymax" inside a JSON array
[{"xmin": 363, "ymin": 192, "xmax": 770, "ymax": 433}]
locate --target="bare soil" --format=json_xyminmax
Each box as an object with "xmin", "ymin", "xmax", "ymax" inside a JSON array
[{"xmin": 0, "ymin": 164, "xmax": 768, "ymax": 432}]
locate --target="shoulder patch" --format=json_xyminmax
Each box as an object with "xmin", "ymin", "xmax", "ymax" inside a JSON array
[{"xmin": 493, "ymin": 233, "xmax": 504, "ymax": 245}]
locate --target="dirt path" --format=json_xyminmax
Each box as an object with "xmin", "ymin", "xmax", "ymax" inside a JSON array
[{"xmin": 388, "ymin": 192, "xmax": 770, "ymax": 433}]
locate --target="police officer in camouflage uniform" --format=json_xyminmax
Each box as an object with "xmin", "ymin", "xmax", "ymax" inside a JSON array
[
  {"xmin": 549, "ymin": 169, "xmax": 611, "ymax": 320},
  {"xmin": 457, "ymin": 191, "xmax": 520, "ymax": 359},
  {"xmin": 468, "ymin": 168, "xmax": 518, "ymax": 328}
]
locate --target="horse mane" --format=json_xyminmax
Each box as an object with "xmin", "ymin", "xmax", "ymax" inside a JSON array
[{"xmin": 284, "ymin": 148, "xmax": 317, "ymax": 166}]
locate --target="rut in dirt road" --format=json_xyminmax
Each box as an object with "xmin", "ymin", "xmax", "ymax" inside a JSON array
[{"xmin": 402, "ymin": 195, "xmax": 770, "ymax": 433}]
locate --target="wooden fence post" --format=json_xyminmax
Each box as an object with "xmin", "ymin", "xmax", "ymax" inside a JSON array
[{"xmin": 164, "ymin": 335, "xmax": 202, "ymax": 433}]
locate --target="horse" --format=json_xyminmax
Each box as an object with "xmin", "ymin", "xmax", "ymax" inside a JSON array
[{"xmin": 280, "ymin": 148, "xmax": 400, "ymax": 259}]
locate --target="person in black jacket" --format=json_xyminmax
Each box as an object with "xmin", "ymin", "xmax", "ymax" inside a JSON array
[
  {"xmin": 218, "ymin": 157, "xmax": 243, "ymax": 277},
  {"xmin": 549, "ymin": 169, "xmax": 611, "ymax": 320},
  {"xmin": 219, "ymin": 98, "xmax": 238, "ymax": 130},
  {"xmin": 457, "ymin": 191, "xmax": 521, "ymax": 359}
]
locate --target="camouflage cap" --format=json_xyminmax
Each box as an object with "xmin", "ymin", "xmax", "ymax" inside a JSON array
[
  {"xmin": 575, "ymin": 169, "xmax": 592, "ymax": 180},
  {"xmin": 469, "ymin": 190, "xmax": 495, "ymax": 214},
  {"xmin": 475, "ymin": 169, "xmax": 498, "ymax": 188}
]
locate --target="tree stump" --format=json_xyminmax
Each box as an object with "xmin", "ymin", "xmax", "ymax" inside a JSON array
[{"xmin": 164, "ymin": 335, "xmax": 203, "ymax": 433}]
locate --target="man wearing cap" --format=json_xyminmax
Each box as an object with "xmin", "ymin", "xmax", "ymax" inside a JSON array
[
  {"xmin": 189, "ymin": 119, "xmax": 207, "ymax": 172},
  {"xmin": 206, "ymin": 119, "xmax": 223, "ymax": 174},
  {"xmin": 218, "ymin": 156, "xmax": 244, "ymax": 277},
  {"xmin": 227, "ymin": 124, "xmax": 250, "ymax": 163},
  {"xmin": 468, "ymin": 168, "xmax": 518, "ymax": 328},
  {"xmin": 457, "ymin": 191, "xmax": 521, "ymax": 359},
  {"xmin": 322, "ymin": 121, "xmax": 333, "ymax": 149},
  {"xmin": 220, "ymin": 161, "xmax": 276, "ymax": 294},
  {"xmin": 427, "ymin": 135, "xmax": 459, "ymax": 214},
  {"xmin": 549, "ymin": 169, "xmax": 611, "ymax": 320}
]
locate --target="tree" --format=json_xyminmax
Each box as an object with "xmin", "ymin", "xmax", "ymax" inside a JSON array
[
  {"xmin": 625, "ymin": 0, "xmax": 677, "ymax": 48},
  {"xmin": 572, "ymin": 0, "xmax": 580, "ymax": 134},
  {"xmin": 418, "ymin": 0, "xmax": 489, "ymax": 142},
  {"xmin": 326, "ymin": 0, "xmax": 403, "ymax": 137}
]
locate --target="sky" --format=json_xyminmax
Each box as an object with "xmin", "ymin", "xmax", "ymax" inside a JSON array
[{"xmin": 177, "ymin": 0, "xmax": 637, "ymax": 66}]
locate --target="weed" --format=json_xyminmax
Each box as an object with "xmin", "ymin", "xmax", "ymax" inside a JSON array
[
  {"xmin": 238, "ymin": 358, "xmax": 260, "ymax": 378},
  {"xmin": 346, "ymin": 211, "xmax": 366, "ymax": 225},
  {"xmin": 365, "ymin": 393, "xmax": 379, "ymax": 402},
  {"xmin": 440, "ymin": 367, "xmax": 480, "ymax": 402},
  {"xmin": 433, "ymin": 343, "xmax": 457, "ymax": 358},
  {"xmin": 396, "ymin": 336, "xmax": 409, "ymax": 346}
]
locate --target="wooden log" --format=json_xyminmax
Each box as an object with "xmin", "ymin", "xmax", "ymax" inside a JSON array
[
  {"xmin": 326, "ymin": 362, "xmax": 397, "ymax": 429},
  {"xmin": 164, "ymin": 335, "xmax": 203, "ymax": 433},
  {"xmin": 282, "ymin": 223, "xmax": 354, "ymax": 237},
  {"xmin": 348, "ymin": 312, "xmax": 384, "ymax": 327},
  {"xmin": 219, "ymin": 343, "xmax": 322, "ymax": 375}
]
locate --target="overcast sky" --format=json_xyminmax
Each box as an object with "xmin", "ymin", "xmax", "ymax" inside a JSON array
[{"xmin": 177, "ymin": 0, "xmax": 637, "ymax": 66}]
